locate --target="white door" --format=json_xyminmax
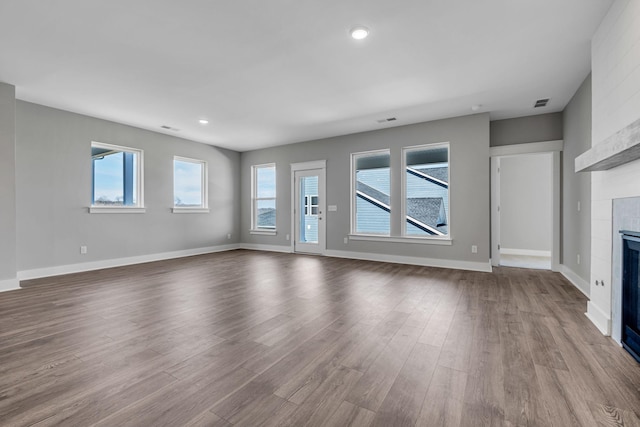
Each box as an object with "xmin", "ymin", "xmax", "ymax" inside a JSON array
[{"xmin": 293, "ymin": 168, "xmax": 326, "ymax": 254}]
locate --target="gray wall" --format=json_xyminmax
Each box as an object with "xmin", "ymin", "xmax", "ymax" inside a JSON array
[
  {"xmin": 240, "ymin": 113, "xmax": 491, "ymax": 264},
  {"xmin": 0, "ymin": 83, "xmax": 17, "ymax": 281},
  {"xmin": 500, "ymin": 154, "xmax": 552, "ymax": 252},
  {"xmin": 562, "ymin": 74, "xmax": 591, "ymax": 282},
  {"xmin": 490, "ymin": 112, "xmax": 563, "ymax": 147},
  {"xmin": 15, "ymin": 101, "xmax": 241, "ymax": 272}
]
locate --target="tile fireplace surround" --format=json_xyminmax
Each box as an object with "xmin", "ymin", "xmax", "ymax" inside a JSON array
[{"xmin": 612, "ymin": 197, "xmax": 640, "ymax": 344}]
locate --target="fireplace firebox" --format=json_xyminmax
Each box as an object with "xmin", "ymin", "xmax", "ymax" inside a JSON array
[{"xmin": 621, "ymin": 230, "xmax": 640, "ymax": 363}]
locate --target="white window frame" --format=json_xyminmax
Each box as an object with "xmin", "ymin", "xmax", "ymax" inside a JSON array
[
  {"xmin": 350, "ymin": 148, "xmax": 391, "ymax": 236},
  {"xmin": 401, "ymin": 142, "xmax": 451, "ymax": 241},
  {"xmin": 90, "ymin": 141, "xmax": 145, "ymax": 214},
  {"xmin": 172, "ymin": 156, "xmax": 209, "ymax": 213},
  {"xmin": 250, "ymin": 163, "xmax": 277, "ymax": 235}
]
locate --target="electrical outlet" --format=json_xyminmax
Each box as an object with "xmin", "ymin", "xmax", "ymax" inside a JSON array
[
  {"xmin": 227, "ymin": 233, "xmax": 231, "ymax": 239},
  {"xmin": 80, "ymin": 246, "xmax": 87, "ymax": 254},
  {"xmin": 286, "ymin": 234, "xmax": 290, "ymax": 241},
  {"xmin": 577, "ymin": 201, "xmax": 581, "ymax": 212},
  {"xmin": 471, "ymin": 245, "xmax": 478, "ymax": 254},
  {"xmin": 344, "ymin": 237, "xmax": 348, "ymax": 244},
  {"xmin": 577, "ymin": 254, "xmax": 580, "ymax": 265}
]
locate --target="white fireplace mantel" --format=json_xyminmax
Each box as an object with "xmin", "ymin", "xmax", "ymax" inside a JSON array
[{"xmin": 575, "ymin": 117, "xmax": 640, "ymax": 172}]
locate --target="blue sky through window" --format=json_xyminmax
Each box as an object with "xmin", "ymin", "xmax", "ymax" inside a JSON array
[
  {"xmin": 93, "ymin": 151, "xmax": 138, "ymax": 205},
  {"xmin": 256, "ymin": 166, "xmax": 276, "ymax": 198},
  {"xmin": 174, "ymin": 160, "xmax": 203, "ymax": 206},
  {"xmin": 94, "ymin": 152, "xmax": 124, "ymax": 203}
]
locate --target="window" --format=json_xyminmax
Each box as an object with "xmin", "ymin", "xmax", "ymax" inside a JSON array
[
  {"xmin": 173, "ymin": 156, "xmax": 208, "ymax": 212},
  {"xmin": 91, "ymin": 142, "xmax": 144, "ymax": 212},
  {"xmin": 251, "ymin": 163, "xmax": 276, "ymax": 232},
  {"xmin": 352, "ymin": 149, "xmax": 391, "ymax": 235},
  {"xmin": 403, "ymin": 143, "xmax": 449, "ymax": 237}
]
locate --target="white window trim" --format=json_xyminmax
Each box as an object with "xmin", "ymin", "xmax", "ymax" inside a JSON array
[
  {"xmin": 172, "ymin": 208, "xmax": 210, "ymax": 213},
  {"xmin": 401, "ymin": 142, "xmax": 450, "ymax": 240},
  {"xmin": 348, "ymin": 234, "xmax": 453, "ymax": 245},
  {"xmin": 251, "ymin": 163, "xmax": 277, "ymax": 232},
  {"xmin": 250, "ymin": 229, "xmax": 277, "ymax": 236},
  {"xmin": 90, "ymin": 141, "xmax": 144, "ymax": 213},
  {"xmin": 89, "ymin": 207, "xmax": 146, "ymax": 214},
  {"xmin": 351, "ymin": 148, "xmax": 391, "ymax": 236},
  {"xmin": 173, "ymin": 156, "xmax": 208, "ymax": 212}
]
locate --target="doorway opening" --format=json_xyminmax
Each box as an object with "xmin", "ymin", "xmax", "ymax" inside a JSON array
[{"xmin": 490, "ymin": 142, "xmax": 561, "ymax": 271}]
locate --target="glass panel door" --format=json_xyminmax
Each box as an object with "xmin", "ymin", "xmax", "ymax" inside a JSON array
[
  {"xmin": 294, "ymin": 168, "xmax": 325, "ymax": 254},
  {"xmin": 299, "ymin": 176, "xmax": 319, "ymax": 244}
]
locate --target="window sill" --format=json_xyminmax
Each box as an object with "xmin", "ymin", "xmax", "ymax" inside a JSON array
[
  {"xmin": 172, "ymin": 207, "xmax": 210, "ymax": 213},
  {"xmin": 89, "ymin": 207, "xmax": 146, "ymax": 214},
  {"xmin": 250, "ymin": 229, "xmax": 277, "ymax": 236},
  {"xmin": 348, "ymin": 234, "xmax": 453, "ymax": 245}
]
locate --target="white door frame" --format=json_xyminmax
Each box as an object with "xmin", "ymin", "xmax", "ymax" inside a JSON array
[
  {"xmin": 290, "ymin": 160, "xmax": 327, "ymax": 254},
  {"xmin": 490, "ymin": 140, "xmax": 562, "ymax": 271}
]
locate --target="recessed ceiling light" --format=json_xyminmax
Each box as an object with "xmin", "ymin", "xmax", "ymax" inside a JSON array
[
  {"xmin": 199, "ymin": 119, "xmax": 209, "ymax": 125},
  {"xmin": 471, "ymin": 104, "xmax": 482, "ymax": 112},
  {"xmin": 350, "ymin": 26, "xmax": 369, "ymax": 40}
]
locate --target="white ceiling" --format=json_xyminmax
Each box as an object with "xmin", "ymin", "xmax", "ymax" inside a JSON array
[{"xmin": 0, "ymin": 0, "xmax": 612, "ymax": 152}]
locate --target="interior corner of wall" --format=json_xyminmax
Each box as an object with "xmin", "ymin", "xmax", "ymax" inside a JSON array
[
  {"xmin": 0, "ymin": 277, "xmax": 20, "ymax": 292},
  {"xmin": 585, "ymin": 300, "xmax": 611, "ymax": 336}
]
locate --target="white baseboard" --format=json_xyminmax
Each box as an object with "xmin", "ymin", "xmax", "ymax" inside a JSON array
[
  {"xmin": 500, "ymin": 248, "xmax": 551, "ymax": 257},
  {"xmin": 325, "ymin": 249, "xmax": 492, "ymax": 272},
  {"xmin": 17, "ymin": 244, "xmax": 241, "ymax": 281},
  {"xmin": 239, "ymin": 243, "xmax": 293, "ymax": 253},
  {"xmin": 558, "ymin": 265, "xmax": 590, "ymax": 298},
  {"xmin": 586, "ymin": 301, "xmax": 611, "ymax": 336},
  {"xmin": 0, "ymin": 278, "xmax": 20, "ymax": 292}
]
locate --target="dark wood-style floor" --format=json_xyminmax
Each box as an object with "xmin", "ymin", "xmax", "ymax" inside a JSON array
[{"xmin": 1, "ymin": 250, "xmax": 639, "ymax": 426}]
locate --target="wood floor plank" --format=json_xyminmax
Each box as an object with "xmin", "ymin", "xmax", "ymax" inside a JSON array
[
  {"xmin": 460, "ymin": 313, "xmax": 506, "ymax": 427},
  {"xmin": 274, "ymin": 322, "xmax": 372, "ymax": 404},
  {"xmin": 211, "ymin": 329, "xmax": 342, "ymax": 420},
  {"xmin": 535, "ymin": 364, "xmax": 597, "ymax": 427},
  {"xmin": 31, "ymin": 372, "xmax": 178, "ymax": 426},
  {"xmin": 417, "ymin": 280, "xmax": 462, "ymax": 348},
  {"xmin": 370, "ymin": 342, "xmax": 440, "ymax": 427},
  {"xmin": 324, "ymin": 401, "xmax": 376, "ymax": 427},
  {"xmin": 500, "ymin": 321, "xmax": 550, "ymax": 426},
  {"xmin": 183, "ymin": 410, "xmax": 231, "ymax": 427},
  {"xmin": 93, "ymin": 367, "xmax": 256, "ymax": 427},
  {"xmin": 588, "ymin": 402, "xmax": 640, "ymax": 427},
  {"xmin": 520, "ymin": 311, "xmax": 569, "ymax": 371},
  {"xmin": 344, "ymin": 323, "xmax": 422, "ymax": 412},
  {"xmin": 0, "ymin": 251, "xmax": 637, "ymax": 426},
  {"xmin": 416, "ymin": 365, "xmax": 467, "ymax": 427},
  {"xmin": 549, "ymin": 322, "xmax": 640, "ymax": 414},
  {"xmin": 437, "ymin": 312, "xmax": 475, "ymax": 373},
  {"xmin": 278, "ymin": 365, "xmax": 363, "ymax": 427}
]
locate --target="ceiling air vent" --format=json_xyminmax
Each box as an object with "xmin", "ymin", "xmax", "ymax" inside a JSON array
[
  {"xmin": 376, "ymin": 117, "xmax": 397, "ymax": 123},
  {"xmin": 534, "ymin": 98, "xmax": 549, "ymax": 108},
  {"xmin": 160, "ymin": 125, "xmax": 180, "ymax": 131}
]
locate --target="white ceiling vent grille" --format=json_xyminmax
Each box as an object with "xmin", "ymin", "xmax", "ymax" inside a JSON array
[{"xmin": 376, "ymin": 117, "xmax": 397, "ymax": 123}]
